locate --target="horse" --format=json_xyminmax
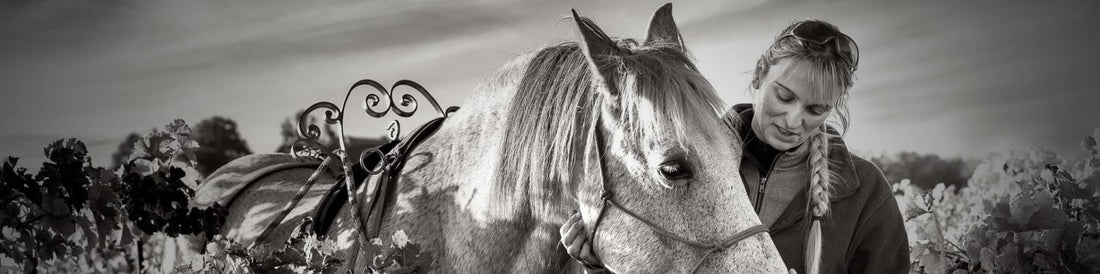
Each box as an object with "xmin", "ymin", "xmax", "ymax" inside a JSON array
[{"xmin": 172, "ymin": 4, "xmax": 786, "ymax": 273}]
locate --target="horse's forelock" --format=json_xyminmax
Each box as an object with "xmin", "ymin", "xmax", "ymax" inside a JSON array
[
  {"xmin": 494, "ymin": 41, "xmax": 732, "ymax": 221},
  {"xmin": 614, "ymin": 45, "xmax": 728, "ymax": 152}
]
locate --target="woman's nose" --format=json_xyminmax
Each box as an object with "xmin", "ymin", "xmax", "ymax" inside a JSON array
[{"xmin": 784, "ymin": 108, "xmax": 803, "ymax": 128}]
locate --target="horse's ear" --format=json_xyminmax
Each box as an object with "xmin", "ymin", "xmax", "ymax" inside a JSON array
[
  {"xmin": 571, "ymin": 9, "xmax": 621, "ymax": 100},
  {"xmin": 644, "ymin": 3, "xmax": 684, "ymax": 51}
]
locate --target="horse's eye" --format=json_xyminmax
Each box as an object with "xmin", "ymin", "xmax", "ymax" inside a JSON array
[{"xmin": 658, "ymin": 162, "xmax": 693, "ymax": 180}]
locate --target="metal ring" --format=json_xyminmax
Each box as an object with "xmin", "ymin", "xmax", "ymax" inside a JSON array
[{"xmin": 359, "ymin": 147, "xmax": 388, "ymax": 175}]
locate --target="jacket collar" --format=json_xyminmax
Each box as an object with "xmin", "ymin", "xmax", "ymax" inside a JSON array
[
  {"xmin": 732, "ymin": 104, "xmax": 860, "ymax": 200},
  {"xmin": 730, "ymin": 104, "xmax": 861, "ymax": 230}
]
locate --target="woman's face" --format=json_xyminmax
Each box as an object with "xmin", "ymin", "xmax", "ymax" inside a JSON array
[{"xmin": 752, "ymin": 58, "xmax": 843, "ymax": 151}]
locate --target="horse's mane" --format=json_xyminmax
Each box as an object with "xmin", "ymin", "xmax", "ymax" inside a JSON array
[{"xmin": 494, "ymin": 39, "xmax": 729, "ymax": 220}]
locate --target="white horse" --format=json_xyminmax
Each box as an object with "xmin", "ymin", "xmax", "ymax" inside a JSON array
[{"xmin": 173, "ymin": 4, "xmax": 785, "ymax": 273}]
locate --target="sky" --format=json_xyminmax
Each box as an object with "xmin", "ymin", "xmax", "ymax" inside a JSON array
[{"xmin": 1, "ymin": 0, "xmax": 1098, "ymax": 169}]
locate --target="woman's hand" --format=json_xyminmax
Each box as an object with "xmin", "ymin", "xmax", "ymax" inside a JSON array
[{"xmin": 559, "ymin": 212, "xmax": 602, "ymax": 268}]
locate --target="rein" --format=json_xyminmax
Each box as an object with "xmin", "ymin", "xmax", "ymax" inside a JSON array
[
  {"xmin": 253, "ymin": 157, "xmax": 337, "ymax": 244},
  {"xmin": 586, "ymin": 114, "xmax": 769, "ymax": 273}
]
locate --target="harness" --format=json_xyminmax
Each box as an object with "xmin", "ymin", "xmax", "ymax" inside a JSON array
[
  {"xmin": 248, "ymin": 107, "xmax": 457, "ymax": 244},
  {"xmin": 586, "ymin": 114, "xmax": 769, "ymax": 273}
]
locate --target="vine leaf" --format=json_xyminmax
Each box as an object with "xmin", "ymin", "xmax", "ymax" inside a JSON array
[
  {"xmin": 904, "ymin": 201, "xmax": 930, "ymax": 221},
  {"xmin": 979, "ymin": 247, "xmax": 995, "ymax": 271},
  {"xmin": 915, "ymin": 243, "xmax": 947, "ymax": 274},
  {"xmin": 1026, "ymin": 207, "xmax": 1066, "ymax": 231},
  {"xmin": 1009, "ymin": 194, "xmax": 1039, "ymax": 229}
]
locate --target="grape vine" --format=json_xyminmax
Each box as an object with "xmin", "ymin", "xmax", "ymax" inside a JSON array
[
  {"xmin": 898, "ymin": 128, "xmax": 1100, "ymax": 273},
  {"xmin": 0, "ymin": 120, "xmax": 227, "ymax": 273}
]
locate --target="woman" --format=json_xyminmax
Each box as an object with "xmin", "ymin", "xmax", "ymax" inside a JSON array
[{"xmin": 560, "ymin": 19, "xmax": 910, "ymax": 273}]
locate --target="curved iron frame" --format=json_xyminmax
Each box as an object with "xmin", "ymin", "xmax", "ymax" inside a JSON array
[{"xmin": 291, "ymin": 79, "xmax": 446, "ymax": 162}]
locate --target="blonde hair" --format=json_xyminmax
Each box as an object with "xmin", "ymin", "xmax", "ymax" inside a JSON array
[{"xmin": 751, "ymin": 19, "xmax": 858, "ymax": 274}]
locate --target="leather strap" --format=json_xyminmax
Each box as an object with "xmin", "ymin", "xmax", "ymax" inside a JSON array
[
  {"xmin": 358, "ymin": 107, "xmax": 458, "ymax": 240},
  {"xmin": 254, "ymin": 157, "xmax": 337, "ymax": 243}
]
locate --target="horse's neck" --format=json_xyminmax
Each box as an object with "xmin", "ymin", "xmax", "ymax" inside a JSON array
[
  {"xmin": 406, "ymin": 81, "xmax": 517, "ymax": 220},
  {"xmin": 387, "ymin": 74, "xmax": 575, "ymax": 271},
  {"xmin": 407, "ymin": 99, "xmax": 512, "ymax": 218},
  {"xmin": 404, "ymin": 55, "xmax": 541, "ymax": 222}
]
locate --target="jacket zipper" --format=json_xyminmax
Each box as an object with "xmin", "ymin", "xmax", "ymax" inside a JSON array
[{"xmin": 753, "ymin": 152, "xmax": 785, "ymax": 214}]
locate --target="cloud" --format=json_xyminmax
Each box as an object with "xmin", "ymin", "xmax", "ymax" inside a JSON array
[{"xmin": 2, "ymin": 0, "xmax": 1098, "ymax": 168}]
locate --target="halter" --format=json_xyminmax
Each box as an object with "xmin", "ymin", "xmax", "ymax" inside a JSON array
[{"xmin": 585, "ymin": 112, "xmax": 769, "ymax": 273}]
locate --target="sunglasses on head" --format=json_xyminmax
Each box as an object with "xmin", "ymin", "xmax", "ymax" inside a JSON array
[{"xmin": 779, "ymin": 21, "xmax": 860, "ymax": 72}]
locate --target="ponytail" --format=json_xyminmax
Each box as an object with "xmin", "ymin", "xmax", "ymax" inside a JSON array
[{"xmin": 805, "ymin": 126, "xmax": 833, "ymax": 274}]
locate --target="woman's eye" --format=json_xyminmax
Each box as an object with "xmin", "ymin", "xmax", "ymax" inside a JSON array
[
  {"xmin": 776, "ymin": 93, "xmax": 794, "ymax": 102},
  {"xmin": 658, "ymin": 162, "xmax": 694, "ymax": 180},
  {"xmin": 809, "ymin": 106, "xmax": 829, "ymax": 115}
]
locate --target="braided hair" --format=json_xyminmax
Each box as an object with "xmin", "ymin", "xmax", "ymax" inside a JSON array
[{"xmin": 805, "ymin": 125, "xmax": 836, "ymax": 274}]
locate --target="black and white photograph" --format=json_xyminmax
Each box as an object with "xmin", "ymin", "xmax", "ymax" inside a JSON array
[{"xmin": 1, "ymin": 0, "xmax": 1099, "ymax": 273}]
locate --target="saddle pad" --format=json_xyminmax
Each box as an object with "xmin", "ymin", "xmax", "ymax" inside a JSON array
[{"xmin": 191, "ymin": 153, "xmax": 319, "ymax": 210}]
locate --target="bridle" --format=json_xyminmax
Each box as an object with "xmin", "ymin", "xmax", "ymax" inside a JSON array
[{"xmin": 584, "ymin": 111, "xmax": 770, "ymax": 273}]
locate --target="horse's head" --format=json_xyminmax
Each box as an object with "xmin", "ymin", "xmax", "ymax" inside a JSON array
[
  {"xmin": 568, "ymin": 5, "xmax": 785, "ymax": 272},
  {"xmin": 492, "ymin": 4, "xmax": 784, "ymax": 271}
]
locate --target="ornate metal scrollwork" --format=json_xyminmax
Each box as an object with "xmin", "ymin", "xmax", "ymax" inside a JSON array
[
  {"xmin": 291, "ymin": 102, "xmax": 342, "ymax": 161},
  {"xmin": 292, "ymin": 78, "xmax": 447, "ymax": 165}
]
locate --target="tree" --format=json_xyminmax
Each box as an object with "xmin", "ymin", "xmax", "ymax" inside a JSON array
[
  {"xmin": 870, "ymin": 151, "xmax": 977, "ymax": 190},
  {"xmin": 192, "ymin": 116, "xmax": 252, "ymax": 177},
  {"xmin": 110, "ymin": 133, "xmax": 141, "ymax": 170}
]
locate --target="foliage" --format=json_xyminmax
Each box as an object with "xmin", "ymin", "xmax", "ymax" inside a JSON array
[
  {"xmin": 0, "ymin": 119, "xmax": 227, "ymax": 273},
  {"xmin": 192, "ymin": 116, "xmax": 252, "ymax": 178},
  {"xmin": 175, "ymin": 219, "xmax": 343, "ymax": 273},
  {"xmin": 361, "ymin": 230, "xmax": 435, "ymax": 273},
  {"xmin": 898, "ymin": 128, "xmax": 1100, "ymax": 273},
  {"xmin": 176, "ymin": 218, "xmax": 433, "ymax": 274}
]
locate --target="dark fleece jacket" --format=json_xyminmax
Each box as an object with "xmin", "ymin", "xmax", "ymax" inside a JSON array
[{"xmin": 725, "ymin": 104, "xmax": 910, "ymax": 273}]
